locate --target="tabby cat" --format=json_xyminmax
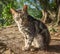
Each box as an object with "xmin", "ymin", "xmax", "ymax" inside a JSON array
[{"xmin": 10, "ymin": 5, "xmax": 50, "ymax": 51}]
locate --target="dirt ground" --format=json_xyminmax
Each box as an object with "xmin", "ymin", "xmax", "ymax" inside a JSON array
[{"xmin": 0, "ymin": 24, "xmax": 60, "ymax": 54}]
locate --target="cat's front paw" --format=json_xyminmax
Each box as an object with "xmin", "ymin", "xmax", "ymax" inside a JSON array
[{"xmin": 22, "ymin": 46, "xmax": 30, "ymax": 51}]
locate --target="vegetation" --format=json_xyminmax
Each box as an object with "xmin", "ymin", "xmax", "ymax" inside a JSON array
[{"xmin": 0, "ymin": 0, "xmax": 60, "ymax": 27}]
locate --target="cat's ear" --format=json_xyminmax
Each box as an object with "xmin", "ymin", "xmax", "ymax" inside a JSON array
[
  {"xmin": 23, "ymin": 5, "xmax": 28, "ymax": 13},
  {"xmin": 10, "ymin": 8, "xmax": 17, "ymax": 15}
]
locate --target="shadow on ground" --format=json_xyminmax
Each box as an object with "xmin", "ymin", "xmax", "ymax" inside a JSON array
[{"xmin": 47, "ymin": 45, "xmax": 60, "ymax": 53}]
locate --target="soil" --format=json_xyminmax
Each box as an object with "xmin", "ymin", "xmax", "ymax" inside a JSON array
[{"xmin": 0, "ymin": 24, "xmax": 60, "ymax": 54}]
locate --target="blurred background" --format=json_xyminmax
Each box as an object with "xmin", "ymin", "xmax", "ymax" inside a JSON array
[{"xmin": 0, "ymin": 0, "xmax": 60, "ymax": 27}]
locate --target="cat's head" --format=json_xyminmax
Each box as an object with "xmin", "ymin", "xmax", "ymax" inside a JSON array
[{"xmin": 10, "ymin": 5, "xmax": 28, "ymax": 22}]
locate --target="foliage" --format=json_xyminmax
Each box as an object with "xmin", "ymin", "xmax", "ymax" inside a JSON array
[
  {"xmin": 0, "ymin": 0, "xmax": 60, "ymax": 27},
  {"xmin": 28, "ymin": 7, "xmax": 42, "ymax": 19},
  {"xmin": 2, "ymin": 4, "xmax": 13, "ymax": 26},
  {"xmin": 1, "ymin": 0, "xmax": 17, "ymax": 26}
]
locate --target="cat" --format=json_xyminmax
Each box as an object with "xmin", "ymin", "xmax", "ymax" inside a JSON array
[{"xmin": 10, "ymin": 5, "xmax": 51, "ymax": 51}]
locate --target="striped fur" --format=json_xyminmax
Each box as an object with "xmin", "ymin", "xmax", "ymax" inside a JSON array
[{"xmin": 10, "ymin": 5, "xmax": 50, "ymax": 51}]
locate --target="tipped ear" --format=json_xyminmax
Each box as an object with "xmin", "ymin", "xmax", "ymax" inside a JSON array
[
  {"xmin": 10, "ymin": 8, "xmax": 17, "ymax": 15},
  {"xmin": 23, "ymin": 5, "xmax": 28, "ymax": 12}
]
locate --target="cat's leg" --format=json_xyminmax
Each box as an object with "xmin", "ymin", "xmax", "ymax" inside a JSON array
[
  {"xmin": 32, "ymin": 35, "xmax": 44, "ymax": 50},
  {"xmin": 41, "ymin": 29, "xmax": 50, "ymax": 50},
  {"xmin": 22, "ymin": 35, "xmax": 34, "ymax": 51}
]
